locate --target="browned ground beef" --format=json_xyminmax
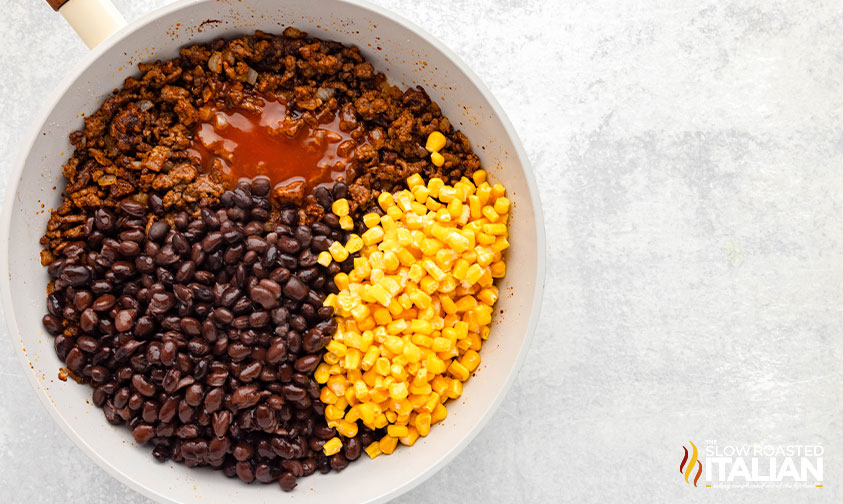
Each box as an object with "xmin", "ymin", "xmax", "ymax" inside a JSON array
[{"xmin": 41, "ymin": 27, "xmax": 481, "ymax": 266}]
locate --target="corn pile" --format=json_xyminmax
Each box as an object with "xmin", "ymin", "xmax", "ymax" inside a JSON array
[{"xmin": 314, "ymin": 162, "xmax": 510, "ymax": 459}]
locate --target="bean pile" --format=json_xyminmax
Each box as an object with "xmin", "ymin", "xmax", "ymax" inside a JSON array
[{"xmin": 42, "ymin": 177, "xmax": 375, "ymax": 491}]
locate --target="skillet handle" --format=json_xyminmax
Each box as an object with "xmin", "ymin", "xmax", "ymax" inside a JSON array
[{"xmin": 45, "ymin": 0, "xmax": 126, "ymax": 49}]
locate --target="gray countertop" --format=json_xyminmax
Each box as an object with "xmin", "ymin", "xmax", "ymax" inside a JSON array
[{"xmin": 1, "ymin": 0, "xmax": 841, "ymax": 502}]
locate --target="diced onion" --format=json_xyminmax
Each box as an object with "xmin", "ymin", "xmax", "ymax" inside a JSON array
[
  {"xmin": 208, "ymin": 52, "xmax": 222, "ymax": 73},
  {"xmin": 316, "ymin": 87, "xmax": 335, "ymax": 101},
  {"xmin": 246, "ymin": 67, "xmax": 258, "ymax": 85}
]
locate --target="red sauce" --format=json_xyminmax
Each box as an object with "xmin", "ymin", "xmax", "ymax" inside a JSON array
[{"xmin": 189, "ymin": 95, "xmax": 355, "ymax": 201}]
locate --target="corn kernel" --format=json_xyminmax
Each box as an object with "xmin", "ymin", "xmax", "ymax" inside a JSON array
[
  {"xmin": 323, "ymin": 437, "xmax": 343, "ymax": 456},
  {"xmin": 472, "ymin": 170, "xmax": 487, "ymax": 185},
  {"xmin": 332, "ymin": 198, "xmax": 350, "ymax": 217},
  {"xmin": 379, "ymin": 435, "xmax": 399, "ymax": 455},
  {"xmin": 326, "ymin": 340, "xmax": 348, "ymax": 358},
  {"xmin": 315, "ymin": 363, "xmax": 331, "ymax": 384},
  {"xmin": 387, "ymin": 424, "xmax": 409, "ymax": 438},
  {"xmin": 365, "ymin": 441, "xmax": 382, "ymax": 459},
  {"xmin": 361, "ymin": 226, "xmax": 384, "ymax": 246},
  {"xmin": 448, "ymin": 361, "xmax": 470, "ymax": 381},
  {"xmin": 378, "ymin": 192, "xmax": 395, "ymax": 210},
  {"xmin": 320, "ymin": 387, "xmax": 338, "ymax": 404},
  {"xmin": 426, "ymin": 131, "xmax": 447, "ymax": 152},
  {"xmin": 447, "ymin": 378, "xmax": 463, "ymax": 399},
  {"xmin": 340, "ymin": 215, "xmax": 354, "ymax": 230},
  {"xmin": 336, "ymin": 419, "xmax": 358, "ymax": 438},
  {"xmin": 334, "ymin": 272, "xmax": 350, "ymax": 290},
  {"xmin": 412, "ymin": 185, "xmax": 429, "ymax": 203},
  {"xmin": 476, "ymin": 183, "xmax": 492, "ymax": 205},
  {"xmin": 426, "ymin": 197, "xmax": 442, "ymax": 211},
  {"xmin": 482, "ymin": 206, "xmax": 500, "ymax": 222},
  {"xmin": 431, "ymin": 402, "xmax": 448, "ymax": 423},
  {"xmin": 363, "ymin": 212, "xmax": 381, "ymax": 228},
  {"xmin": 494, "ymin": 197, "xmax": 510, "ymax": 214},
  {"xmin": 399, "ymin": 426, "xmax": 420, "ymax": 446},
  {"xmin": 329, "ymin": 241, "xmax": 349, "ymax": 262},
  {"xmin": 389, "ymin": 382, "xmax": 408, "ymax": 400},
  {"xmin": 407, "ymin": 173, "xmax": 424, "ymax": 188},
  {"xmin": 345, "ymin": 234, "xmax": 364, "ymax": 253},
  {"xmin": 415, "ymin": 412, "xmax": 432, "ymax": 437},
  {"xmin": 317, "ymin": 251, "xmax": 333, "ymax": 267},
  {"xmin": 438, "ymin": 186, "xmax": 456, "ymax": 203}
]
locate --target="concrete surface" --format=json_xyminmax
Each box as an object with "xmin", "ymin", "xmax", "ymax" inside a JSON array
[{"xmin": 1, "ymin": 0, "xmax": 841, "ymax": 502}]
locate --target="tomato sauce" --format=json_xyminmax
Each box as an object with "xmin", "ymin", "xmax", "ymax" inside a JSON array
[{"xmin": 188, "ymin": 95, "xmax": 355, "ymax": 200}]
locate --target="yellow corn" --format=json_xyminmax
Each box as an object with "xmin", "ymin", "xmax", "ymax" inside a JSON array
[
  {"xmin": 340, "ymin": 215, "xmax": 354, "ymax": 230},
  {"xmin": 426, "ymin": 131, "xmax": 447, "ymax": 152},
  {"xmin": 472, "ymin": 169, "xmax": 487, "ymax": 185},
  {"xmin": 345, "ymin": 234, "xmax": 364, "ymax": 253},
  {"xmin": 365, "ymin": 441, "xmax": 382, "ymax": 459},
  {"xmin": 407, "ymin": 173, "xmax": 424, "ymax": 188},
  {"xmin": 329, "ymin": 241, "xmax": 349, "ymax": 262},
  {"xmin": 332, "ymin": 198, "xmax": 350, "ymax": 217},
  {"xmin": 415, "ymin": 412, "xmax": 432, "ymax": 437},
  {"xmin": 379, "ymin": 435, "xmax": 399, "ymax": 455},
  {"xmin": 317, "ymin": 251, "xmax": 333, "ymax": 267},
  {"xmin": 319, "ymin": 173, "xmax": 508, "ymax": 456},
  {"xmin": 323, "ymin": 437, "xmax": 343, "ymax": 456}
]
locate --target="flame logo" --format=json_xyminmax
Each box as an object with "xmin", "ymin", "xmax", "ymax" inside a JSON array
[{"xmin": 680, "ymin": 441, "xmax": 703, "ymax": 487}]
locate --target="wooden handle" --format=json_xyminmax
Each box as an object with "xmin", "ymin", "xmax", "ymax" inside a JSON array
[
  {"xmin": 46, "ymin": 0, "xmax": 127, "ymax": 48},
  {"xmin": 46, "ymin": 0, "xmax": 69, "ymax": 10}
]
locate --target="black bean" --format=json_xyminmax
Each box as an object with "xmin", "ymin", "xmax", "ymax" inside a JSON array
[
  {"xmin": 172, "ymin": 232, "xmax": 190, "ymax": 254},
  {"xmin": 310, "ymin": 235, "xmax": 332, "ymax": 252},
  {"xmin": 149, "ymin": 194, "xmax": 164, "ymax": 215},
  {"xmin": 147, "ymin": 220, "xmax": 169, "ymax": 241},
  {"xmin": 119, "ymin": 199, "xmax": 147, "ymax": 217},
  {"xmin": 65, "ymin": 347, "xmax": 85, "ymax": 371},
  {"xmin": 314, "ymin": 186, "xmax": 332, "ymax": 208},
  {"xmin": 280, "ymin": 384, "xmax": 306, "ymax": 401},
  {"xmin": 278, "ymin": 471, "xmax": 297, "ymax": 492},
  {"xmin": 212, "ymin": 410, "xmax": 232, "ymax": 437},
  {"xmin": 232, "ymin": 188, "xmax": 253, "ymax": 209},
  {"xmin": 42, "ymin": 314, "xmax": 62, "ymax": 335},
  {"xmin": 280, "ymin": 208, "xmax": 298, "ymax": 226},
  {"xmin": 119, "ymin": 229, "xmax": 145, "ymax": 243},
  {"xmin": 175, "ymin": 260, "xmax": 196, "ymax": 282},
  {"xmin": 61, "ymin": 265, "xmax": 91, "ymax": 287},
  {"xmin": 283, "ymin": 276, "xmax": 308, "ymax": 301},
  {"xmin": 202, "ymin": 231, "xmax": 224, "ymax": 253},
  {"xmin": 94, "ymin": 208, "xmax": 117, "ymax": 232},
  {"xmin": 131, "ymin": 374, "xmax": 156, "ymax": 397},
  {"xmin": 250, "ymin": 176, "xmax": 271, "ymax": 197},
  {"xmin": 293, "ymin": 354, "xmax": 320, "ymax": 373},
  {"xmin": 330, "ymin": 453, "xmax": 349, "ymax": 472},
  {"xmin": 42, "ymin": 182, "xmax": 354, "ymax": 488},
  {"xmin": 115, "ymin": 309, "xmax": 136, "ymax": 332},
  {"xmin": 277, "ymin": 235, "xmax": 300, "ymax": 254},
  {"xmin": 174, "ymin": 212, "xmax": 189, "ymax": 230},
  {"xmin": 132, "ymin": 424, "xmax": 155, "ymax": 444},
  {"xmin": 332, "ymin": 181, "xmax": 348, "ymax": 200},
  {"xmin": 323, "ymin": 213, "xmax": 340, "ymax": 229},
  {"xmin": 180, "ymin": 317, "xmax": 201, "ymax": 336},
  {"xmin": 77, "ymin": 336, "xmax": 98, "ymax": 353},
  {"xmin": 231, "ymin": 385, "xmax": 260, "ymax": 409}
]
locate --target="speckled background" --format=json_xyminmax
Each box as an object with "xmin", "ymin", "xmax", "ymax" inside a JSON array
[{"xmin": 1, "ymin": 0, "xmax": 841, "ymax": 502}]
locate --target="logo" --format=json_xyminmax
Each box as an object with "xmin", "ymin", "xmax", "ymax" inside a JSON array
[
  {"xmin": 680, "ymin": 441, "xmax": 703, "ymax": 486},
  {"xmin": 679, "ymin": 440, "xmax": 824, "ymax": 489}
]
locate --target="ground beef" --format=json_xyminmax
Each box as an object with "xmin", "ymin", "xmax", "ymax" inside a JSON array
[{"xmin": 41, "ymin": 28, "xmax": 481, "ymax": 265}]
